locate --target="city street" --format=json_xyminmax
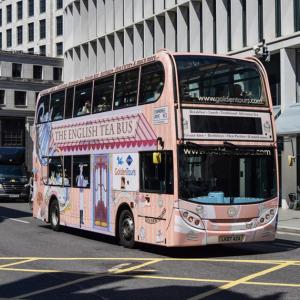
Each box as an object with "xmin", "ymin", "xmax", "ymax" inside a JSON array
[{"xmin": 0, "ymin": 201, "xmax": 300, "ymax": 300}]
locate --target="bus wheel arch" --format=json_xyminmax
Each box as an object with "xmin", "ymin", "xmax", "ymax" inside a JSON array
[
  {"xmin": 116, "ymin": 204, "xmax": 135, "ymax": 248},
  {"xmin": 49, "ymin": 196, "xmax": 60, "ymax": 231}
]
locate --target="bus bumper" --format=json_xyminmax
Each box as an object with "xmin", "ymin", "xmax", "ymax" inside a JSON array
[{"xmin": 169, "ymin": 211, "xmax": 277, "ymax": 247}]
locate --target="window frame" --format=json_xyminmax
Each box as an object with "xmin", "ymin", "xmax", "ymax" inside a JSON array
[
  {"xmin": 73, "ymin": 81, "xmax": 93, "ymax": 118},
  {"xmin": 72, "ymin": 155, "xmax": 91, "ymax": 189}
]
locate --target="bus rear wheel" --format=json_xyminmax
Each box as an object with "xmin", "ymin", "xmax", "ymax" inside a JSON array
[
  {"xmin": 50, "ymin": 199, "xmax": 60, "ymax": 231},
  {"xmin": 118, "ymin": 209, "xmax": 135, "ymax": 248}
]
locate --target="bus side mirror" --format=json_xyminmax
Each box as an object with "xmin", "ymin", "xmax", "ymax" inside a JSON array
[
  {"xmin": 288, "ymin": 155, "xmax": 296, "ymax": 166},
  {"xmin": 153, "ymin": 152, "xmax": 161, "ymax": 164}
]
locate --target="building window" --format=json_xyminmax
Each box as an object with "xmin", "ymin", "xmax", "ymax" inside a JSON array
[
  {"xmin": 17, "ymin": 26, "xmax": 23, "ymax": 44},
  {"xmin": 33, "ymin": 65, "xmax": 43, "ymax": 79},
  {"xmin": 28, "ymin": 22, "xmax": 34, "ymax": 42},
  {"xmin": 40, "ymin": 0, "xmax": 46, "ymax": 13},
  {"xmin": 40, "ymin": 19, "xmax": 46, "ymax": 39},
  {"xmin": 0, "ymin": 90, "xmax": 5, "ymax": 105},
  {"xmin": 227, "ymin": 0, "xmax": 231, "ymax": 51},
  {"xmin": 1, "ymin": 119, "xmax": 25, "ymax": 147},
  {"xmin": 242, "ymin": 0, "xmax": 247, "ymax": 47},
  {"xmin": 53, "ymin": 67, "xmax": 62, "ymax": 81},
  {"xmin": 39, "ymin": 45, "xmax": 46, "ymax": 55},
  {"xmin": 275, "ymin": 0, "xmax": 281, "ymax": 37},
  {"xmin": 12, "ymin": 63, "xmax": 22, "ymax": 78},
  {"xmin": 57, "ymin": 0, "xmax": 63, "ymax": 9},
  {"xmin": 265, "ymin": 53, "xmax": 281, "ymax": 106},
  {"xmin": 28, "ymin": 0, "xmax": 34, "ymax": 17},
  {"xmin": 56, "ymin": 42, "xmax": 63, "ymax": 56},
  {"xmin": 17, "ymin": 1, "xmax": 23, "ymax": 20},
  {"xmin": 28, "ymin": 47, "xmax": 34, "ymax": 54},
  {"xmin": 6, "ymin": 29, "xmax": 12, "ymax": 47},
  {"xmin": 212, "ymin": 0, "xmax": 216, "ymax": 53},
  {"xmin": 0, "ymin": 9, "xmax": 2, "ymax": 27},
  {"xmin": 56, "ymin": 15, "xmax": 63, "ymax": 36},
  {"xmin": 295, "ymin": 0, "xmax": 300, "ymax": 32},
  {"xmin": 14, "ymin": 91, "xmax": 27, "ymax": 106},
  {"xmin": 258, "ymin": 0, "xmax": 263, "ymax": 41},
  {"xmin": 6, "ymin": 5, "xmax": 12, "ymax": 23},
  {"xmin": 0, "ymin": 33, "xmax": 2, "ymax": 49}
]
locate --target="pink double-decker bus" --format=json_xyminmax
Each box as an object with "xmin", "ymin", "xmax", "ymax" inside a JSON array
[{"xmin": 32, "ymin": 50, "xmax": 278, "ymax": 248}]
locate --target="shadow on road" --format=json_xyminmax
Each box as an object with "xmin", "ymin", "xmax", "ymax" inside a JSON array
[
  {"xmin": 0, "ymin": 204, "xmax": 32, "ymax": 223},
  {"xmin": 0, "ymin": 270, "xmax": 286, "ymax": 300},
  {"xmin": 37, "ymin": 224, "xmax": 300, "ymax": 259}
]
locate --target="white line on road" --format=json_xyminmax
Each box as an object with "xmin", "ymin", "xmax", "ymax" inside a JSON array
[{"xmin": 0, "ymin": 216, "xmax": 30, "ymax": 224}]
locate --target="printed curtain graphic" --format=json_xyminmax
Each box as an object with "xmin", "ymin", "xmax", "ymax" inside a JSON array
[{"xmin": 94, "ymin": 155, "xmax": 109, "ymax": 228}]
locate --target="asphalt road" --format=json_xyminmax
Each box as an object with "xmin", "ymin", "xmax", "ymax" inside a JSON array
[{"xmin": 0, "ymin": 201, "xmax": 299, "ymax": 300}]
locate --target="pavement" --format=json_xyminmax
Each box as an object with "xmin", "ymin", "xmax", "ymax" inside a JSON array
[{"xmin": 278, "ymin": 207, "xmax": 300, "ymax": 234}]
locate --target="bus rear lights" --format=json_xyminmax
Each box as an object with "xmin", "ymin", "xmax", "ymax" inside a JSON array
[
  {"xmin": 270, "ymin": 209, "xmax": 275, "ymax": 216},
  {"xmin": 188, "ymin": 216, "xmax": 194, "ymax": 222},
  {"xmin": 260, "ymin": 218, "xmax": 265, "ymax": 223},
  {"xmin": 265, "ymin": 214, "xmax": 270, "ymax": 220},
  {"xmin": 258, "ymin": 208, "xmax": 277, "ymax": 225}
]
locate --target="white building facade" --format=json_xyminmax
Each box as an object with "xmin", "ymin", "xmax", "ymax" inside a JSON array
[
  {"xmin": 0, "ymin": 0, "xmax": 64, "ymax": 57},
  {"xmin": 63, "ymin": 0, "xmax": 300, "ymax": 205}
]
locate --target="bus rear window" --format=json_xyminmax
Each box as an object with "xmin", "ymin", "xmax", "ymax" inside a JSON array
[{"xmin": 175, "ymin": 55, "xmax": 266, "ymax": 106}]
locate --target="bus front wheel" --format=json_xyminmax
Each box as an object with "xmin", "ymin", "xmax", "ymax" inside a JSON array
[
  {"xmin": 50, "ymin": 199, "xmax": 60, "ymax": 231},
  {"xmin": 118, "ymin": 209, "xmax": 135, "ymax": 248}
]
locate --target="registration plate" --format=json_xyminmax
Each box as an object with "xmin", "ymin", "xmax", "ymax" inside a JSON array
[
  {"xmin": 219, "ymin": 235, "xmax": 244, "ymax": 243},
  {"xmin": 9, "ymin": 194, "xmax": 19, "ymax": 198}
]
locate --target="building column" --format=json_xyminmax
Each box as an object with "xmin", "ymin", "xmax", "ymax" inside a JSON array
[{"xmin": 280, "ymin": 48, "xmax": 297, "ymax": 202}]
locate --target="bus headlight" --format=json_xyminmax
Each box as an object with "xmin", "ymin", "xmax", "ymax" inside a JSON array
[
  {"xmin": 180, "ymin": 209, "xmax": 205, "ymax": 229},
  {"xmin": 258, "ymin": 208, "xmax": 277, "ymax": 225}
]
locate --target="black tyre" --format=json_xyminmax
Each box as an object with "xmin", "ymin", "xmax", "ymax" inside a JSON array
[
  {"xmin": 49, "ymin": 199, "xmax": 60, "ymax": 231},
  {"xmin": 118, "ymin": 209, "xmax": 135, "ymax": 248}
]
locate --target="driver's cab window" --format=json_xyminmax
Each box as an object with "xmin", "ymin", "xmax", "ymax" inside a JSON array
[{"xmin": 140, "ymin": 151, "xmax": 173, "ymax": 194}]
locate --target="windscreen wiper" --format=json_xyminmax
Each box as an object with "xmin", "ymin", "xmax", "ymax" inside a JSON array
[{"xmin": 223, "ymin": 141, "xmax": 239, "ymax": 149}]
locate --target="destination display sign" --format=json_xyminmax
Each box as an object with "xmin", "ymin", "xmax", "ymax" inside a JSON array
[{"xmin": 182, "ymin": 109, "xmax": 273, "ymax": 141}]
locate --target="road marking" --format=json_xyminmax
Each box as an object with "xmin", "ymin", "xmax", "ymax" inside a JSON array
[
  {"xmin": 1, "ymin": 257, "xmax": 299, "ymax": 264},
  {"xmin": 0, "ymin": 258, "xmax": 38, "ymax": 269},
  {"xmin": 112, "ymin": 259, "xmax": 162, "ymax": 274},
  {"xmin": 0, "ymin": 216, "xmax": 30, "ymax": 224},
  {"xmin": 126, "ymin": 274, "xmax": 300, "ymax": 288},
  {"xmin": 107, "ymin": 263, "xmax": 131, "ymax": 272},
  {"xmin": 187, "ymin": 261, "xmax": 294, "ymax": 300},
  {"xmin": 0, "ymin": 267, "xmax": 61, "ymax": 273}
]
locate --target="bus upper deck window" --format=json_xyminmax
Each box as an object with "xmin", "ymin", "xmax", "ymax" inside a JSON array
[
  {"xmin": 50, "ymin": 90, "xmax": 65, "ymax": 122},
  {"xmin": 139, "ymin": 62, "xmax": 164, "ymax": 105},
  {"xmin": 74, "ymin": 82, "xmax": 93, "ymax": 117},
  {"xmin": 93, "ymin": 76, "xmax": 113, "ymax": 114},
  {"xmin": 36, "ymin": 95, "xmax": 50, "ymax": 124},
  {"xmin": 114, "ymin": 68, "xmax": 139, "ymax": 109}
]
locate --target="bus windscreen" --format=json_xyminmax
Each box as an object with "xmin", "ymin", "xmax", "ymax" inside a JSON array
[
  {"xmin": 175, "ymin": 55, "xmax": 266, "ymax": 106},
  {"xmin": 179, "ymin": 146, "xmax": 277, "ymax": 204}
]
